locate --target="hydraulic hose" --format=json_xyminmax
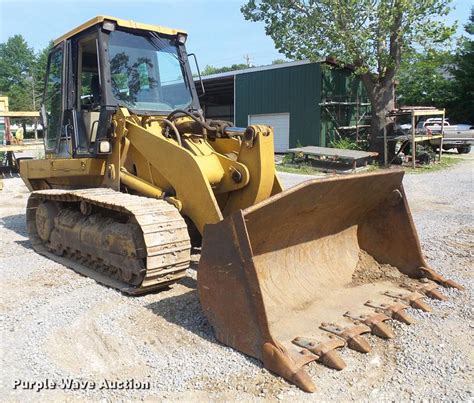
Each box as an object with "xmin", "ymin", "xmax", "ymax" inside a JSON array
[
  {"xmin": 162, "ymin": 119, "xmax": 182, "ymax": 147},
  {"xmin": 167, "ymin": 109, "xmax": 217, "ymax": 132}
]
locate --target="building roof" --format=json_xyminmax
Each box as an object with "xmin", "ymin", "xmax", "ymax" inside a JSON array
[
  {"xmin": 54, "ymin": 16, "xmax": 186, "ymax": 46},
  {"xmin": 200, "ymin": 59, "xmax": 329, "ymax": 81}
]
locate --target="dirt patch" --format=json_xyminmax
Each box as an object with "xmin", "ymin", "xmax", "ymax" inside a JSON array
[
  {"xmin": 351, "ymin": 250, "xmax": 404, "ymax": 286},
  {"xmin": 43, "ymin": 303, "xmax": 147, "ymax": 379}
]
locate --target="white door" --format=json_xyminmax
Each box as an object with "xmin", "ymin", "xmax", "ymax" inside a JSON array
[{"xmin": 248, "ymin": 113, "xmax": 290, "ymax": 152}]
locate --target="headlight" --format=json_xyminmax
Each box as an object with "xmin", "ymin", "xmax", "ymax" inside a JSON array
[{"xmin": 98, "ymin": 140, "xmax": 111, "ymax": 154}]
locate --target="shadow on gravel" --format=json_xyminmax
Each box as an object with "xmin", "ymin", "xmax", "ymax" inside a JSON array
[
  {"xmin": 145, "ymin": 286, "xmax": 260, "ymax": 368},
  {"xmin": 179, "ymin": 276, "xmax": 197, "ymax": 289},
  {"xmin": 1, "ymin": 214, "xmax": 28, "ymax": 237},
  {"xmin": 14, "ymin": 239, "xmax": 34, "ymax": 250}
]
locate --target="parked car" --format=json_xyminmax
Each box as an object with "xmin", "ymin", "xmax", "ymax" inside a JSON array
[{"xmin": 421, "ymin": 119, "xmax": 474, "ymax": 154}]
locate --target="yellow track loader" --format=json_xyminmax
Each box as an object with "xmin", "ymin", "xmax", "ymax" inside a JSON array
[{"xmin": 20, "ymin": 16, "xmax": 462, "ymax": 392}]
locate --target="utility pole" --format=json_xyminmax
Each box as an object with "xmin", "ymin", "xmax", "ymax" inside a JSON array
[{"xmin": 243, "ymin": 54, "xmax": 253, "ymax": 67}]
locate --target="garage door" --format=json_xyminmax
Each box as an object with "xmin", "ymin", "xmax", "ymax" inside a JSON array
[{"xmin": 248, "ymin": 113, "xmax": 290, "ymax": 152}]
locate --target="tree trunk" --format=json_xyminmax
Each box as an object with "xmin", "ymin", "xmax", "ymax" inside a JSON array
[{"xmin": 361, "ymin": 75, "xmax": 397, "ymax": 161}]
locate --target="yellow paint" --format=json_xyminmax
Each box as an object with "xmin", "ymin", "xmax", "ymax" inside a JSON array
[
  {"xmin": 124, "ymin": 120, "xmax": 223, "ymax": 233},
  {"xmin": 120, "ymin": 168, "xmax": 163, "ymax": 198},
  {"xmin": 53, "ymin": 15, "xmax": 187, "ymax": 46},
  {"xmin": 0, "ymin": 111, "xmax": 39, "ymax": 117},
  {"xmin": 20, "ymin": 158, "xmax": 106, "ymax": 180},
  {"xmin": 22, "ymin": 109, "xmax": 281, "ymax": 235},
  {"xmin": 223, "ymin": 125, "xmax": 278, "ymax": 215},
  {"xmin": 0, "ymin": 96, "xmax": 9, "ymax": 112}
]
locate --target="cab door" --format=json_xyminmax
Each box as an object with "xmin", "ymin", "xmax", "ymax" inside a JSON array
[{"xmin": 41, "ymin": 42, "xmax": 66, "ymax": 155}]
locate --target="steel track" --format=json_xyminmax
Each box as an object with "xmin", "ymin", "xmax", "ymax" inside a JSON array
[{"xmin": 26, "ymin": 188, "xmax": 191, "ymax": 294}]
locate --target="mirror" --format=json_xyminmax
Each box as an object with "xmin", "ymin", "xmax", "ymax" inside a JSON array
[{"xmin": 188, "ymin": 53, "xmax": 205, "ymax": 96}]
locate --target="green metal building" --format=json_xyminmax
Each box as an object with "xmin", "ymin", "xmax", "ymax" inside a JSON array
[{"xmin": 198, "ymin": 59, "xmax": 370, "ymax": 152}]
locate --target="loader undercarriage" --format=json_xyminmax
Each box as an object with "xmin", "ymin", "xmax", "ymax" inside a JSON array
[{"xmin": 27, "ymin": 189, "xmax": 191, "ymax": 294}]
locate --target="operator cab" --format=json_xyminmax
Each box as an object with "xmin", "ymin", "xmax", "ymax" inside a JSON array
[{"xmin": 41, "ymin": 16, "xmax": 200, "ymax": 158}]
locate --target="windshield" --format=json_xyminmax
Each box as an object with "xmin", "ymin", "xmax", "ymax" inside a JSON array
[{"xmin": 108, "ymin": 30, "xmax": 193, "ymax": 112}]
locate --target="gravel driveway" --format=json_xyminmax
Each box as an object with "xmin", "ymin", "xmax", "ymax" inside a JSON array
[{"xmin": 1, "ymin": 156, "xmax": 472, "ymax": 401}]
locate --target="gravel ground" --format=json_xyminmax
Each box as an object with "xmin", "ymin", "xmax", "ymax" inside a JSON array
[{"xmin": 1, "ymin": 155, "xmax": 472, "ymax": 401}]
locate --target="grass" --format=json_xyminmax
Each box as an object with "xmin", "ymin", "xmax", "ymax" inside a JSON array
[
  {"xmin": 276, "ymin": 163, "xmax": 326, "ymax": 175},
  {"xmin": 403, "ymin": 154, "xmax": 464, "ymax": 174},
  {"xmin": 275, "ymin": 154, "xmax": 464, "ymax": 176}
]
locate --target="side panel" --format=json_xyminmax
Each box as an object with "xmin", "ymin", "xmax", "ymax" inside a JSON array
[
  {"xmin": 235, "ymin": 64, "xmax": 321, "ymax": 148},
  {"xmin": 20, "ymin": 158, "xmax": 106, "ymax": 190}
]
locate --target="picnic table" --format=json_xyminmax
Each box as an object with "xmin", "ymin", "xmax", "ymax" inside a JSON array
[{"xmin": 287, "ymin": 146, "xmax": 378, "ymax": 171}]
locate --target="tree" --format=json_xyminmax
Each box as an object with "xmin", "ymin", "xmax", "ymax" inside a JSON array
[
  {"xmin": 271, "ymin": 58, "xmax": 288, "ymax": 64},
  {"xmin": 0, "ymin": 35, "xmax": 36, "ymax": 110},
  {"xmin": 202, "ymin": 63, "xmax": 249, "ymax": 76},
  {"xmin": 451, "ymin": 7, "xmax": 474, "ymax": 123},
  {"xmin": 0, "ymin": 35, "xmax": 34, "ymax": 90},
  {"xmin": 396, "ymin": 50, "xmax": 456, "ymax": 108},
  {"xmin": 32, "ymin": 41, "xmax": 53, "ymax": 109},
  {"xmin": 0, "ymin": 36, "xmax": 52, "ymax": 112},
  {"xmin": 242, "ymin": 0, "xmax": 456, "ymax": 153}
]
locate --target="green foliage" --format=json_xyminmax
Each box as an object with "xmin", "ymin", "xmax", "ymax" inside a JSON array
[
  {"xmin": 396, "ymin": 49, "xmax": 457, "ymax": 107},
  {"xmin": 330, "ymin": 138, "xmax": 362, "ymax": 151},
  {"xmin": 33, "ymin": 41, "xmax": 53, "ymax": 107},
  {"xmin": 0, "ymin": 35, "xmax": 52, "ymax": 111},
  {"xmin": 0, "ymin": 35, "xmax": 34, "ymax": 90},
  {"xmin": 200, "ymin": 59, "xmax": 290, "ymax": 78},
  {"xmin": 201, "ymin": 63, "xmax": 249, "ymax": 76},
  {"xmin": 397, "ymin": 7, "xmax": 474, "ymax": 124},
  {"xmin": 404, "ymin": 154, "xmax": 463, "ymax": 174},
  {"xmin": 450, "ymin": 8, "xmax": 474, "ymax": 123},
  {"xmin": 281, "ymin": 153, "xmax": 294, "ymax": 163},
  {"xmin": 0, "ymin": 35, "xmax": 35, "ymax": 110},
  {"xmin": 241, "ymin": 0, "xmax": 455, "ymax": 76}
]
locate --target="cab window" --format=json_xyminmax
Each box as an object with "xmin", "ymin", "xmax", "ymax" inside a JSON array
[{"xmin": 43, "ymin": 45, "xmax": 64, "ymax": 150}]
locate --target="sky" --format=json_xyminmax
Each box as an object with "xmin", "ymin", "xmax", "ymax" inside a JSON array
[{"xmin": 0, "ymin": 0, "xmax": 472, "ymax": 69}]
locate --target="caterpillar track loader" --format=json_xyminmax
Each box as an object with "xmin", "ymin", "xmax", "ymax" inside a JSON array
[{"xmin": 20, "ymin": 16, "xmax": 463, "ymax": 392}]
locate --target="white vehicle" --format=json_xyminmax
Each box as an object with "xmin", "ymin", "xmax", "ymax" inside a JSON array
[{"xmin": 418, "ymin": 118, "xmax": 473, "ymax": 154}]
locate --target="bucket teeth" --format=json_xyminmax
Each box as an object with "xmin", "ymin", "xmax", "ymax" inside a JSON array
[
  {"xmin": 384, "ymin": 291, "xmax": 432, "ymax": 312},
  {"xmin": 318, "ymin": 349, "xmax": 346, "ymax": 370},
  {"xmin": 262, "ymin": 342, "xmax": 317, "ymax": 393},
  {"xmin": 292, "ymin": 368, "xmax": 316, "ymax": 393},
  {"xmin": 348, "ymin": 335, "xmax": 372, "ymax": 353},
  {"xmin": 418, "ymin": 267, "xmax": 465, "ymax": 291},
  {"xmin": 410, "ymin": 298, "xmax": 432, "ymax": 312},
  {"xmin": 425, "ymin": 287, "xmax": 448, "ymax": 301},
  {"xmin": 320, "ymin": 322, "xmax": 372, "ymax": 353},
  {"xmin": 371, "ymin": 321, "xmax": 395, "ymax": 339},
  {"xmin": 365, "ymin": 301, "xmax": 414, "ymax": 325},
  {"xmin": 344, "ymin": 311, "xmax": 394, "ymax": 339},
  {"xmin": 392, "ymin": 310, "xmax": 414, "ymax": 325},
  {"xmin": 443, "ymin": 278, "xmax": 464, "ymax": 290},
  {"xmin": 292, "ymin": 336, "xmax": 346, "ymax": 370},
  {"xmin": 402, "ymin": 280, "xmax": 448, "ymax": 301}
]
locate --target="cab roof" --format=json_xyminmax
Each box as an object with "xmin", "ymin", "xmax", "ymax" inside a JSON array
[{"xmin": 53, "ymin": 15, "xmax": 187, "ymax": 46}]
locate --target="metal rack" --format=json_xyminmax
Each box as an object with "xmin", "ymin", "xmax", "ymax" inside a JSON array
[
  {"xmin": 0, "ymin": 110, "xmax": 41, "ymax": 173},
  {"xmin": 385, "ymin": 107, "xmax": 445, "ymax": 168},
  {"xmin": 320, "ymin": 96, "xmax": 371, "ymax": 144}
]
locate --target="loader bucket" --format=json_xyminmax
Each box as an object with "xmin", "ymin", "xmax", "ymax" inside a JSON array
[{"xmin": 198, "ymin": 170, "xmax": 462, "ymax": 392}]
